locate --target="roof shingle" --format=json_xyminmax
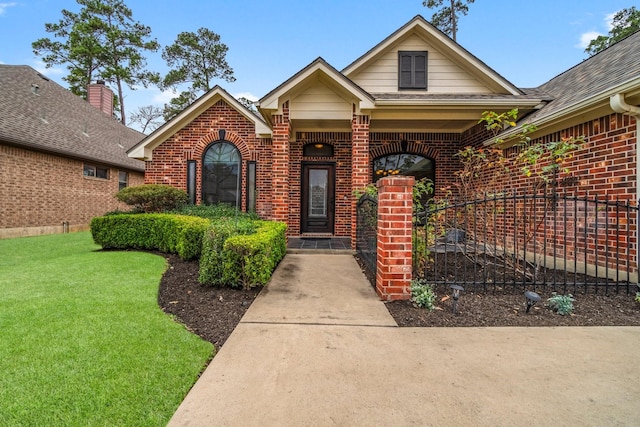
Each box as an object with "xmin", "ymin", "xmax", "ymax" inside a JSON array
[{"xmin": 0, "ymin": 65, "xmax": 144, "ymax": 171}]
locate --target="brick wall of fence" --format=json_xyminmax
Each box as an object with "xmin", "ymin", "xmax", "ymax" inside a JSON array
[{"xmin": 375, "ymin": 176, "xmax": 414, "ymax": 300}]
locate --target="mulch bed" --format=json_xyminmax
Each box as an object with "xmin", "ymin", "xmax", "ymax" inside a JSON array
[
  {"xmin": 157, "ymin": 254, "xmax": 260, "ymax": 349},
  {"xmin": 157, "ymin": 253, "xmax": 640, "ymax": 348}
]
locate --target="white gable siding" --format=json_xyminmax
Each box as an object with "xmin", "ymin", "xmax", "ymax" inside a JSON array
[
  {"xmin": 349, "ymin": 34, "xmax": 491, "ymax": 94},
  {"xmin": 290, "ymin": 80, "xmax": 352, "ymax": 120}
]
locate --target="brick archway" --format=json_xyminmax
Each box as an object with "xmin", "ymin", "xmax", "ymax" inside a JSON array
[
  {"xmin": 370, "ymin": 140, "xmax": 439, "ymax": 161},
  {"xmin": 188, "ymin": 129, "xmax": 252, "ymax": 208},
  {"xmin": 190, "ymin": 129, "xmax": 251, "ymax": 161}
]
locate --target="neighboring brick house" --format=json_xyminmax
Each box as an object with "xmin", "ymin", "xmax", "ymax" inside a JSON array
[
  {"xmin": 0, "ymin": 65, "xmax": 145, "ymax": 238},
  {"xmin": 128, "ymin": 15, "xmax": 639, "ymax": 250}
]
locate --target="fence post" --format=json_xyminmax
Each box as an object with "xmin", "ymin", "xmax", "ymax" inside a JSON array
[{"xmin": 376, "ymin": 175, "xmax": 414, "ymax": 300}]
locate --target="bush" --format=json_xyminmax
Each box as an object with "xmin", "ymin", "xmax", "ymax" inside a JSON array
[
  {"xmin": 116, "ymin": 184, "xmax": 188, "ymax": 213},
  {"xmin": 171, "ymin": 203, "xmax": 260, "ymax": 221},
  {"xmin": 410, "ymin": 279, "xmax": 436, "ymax": 310},
  {"xmin": 199, "ymin": 220, "xmax": 287, "ymax": 289},
  {"xmin": 547, "ymin": 293, "xmax": 575, "ymax": 315},
  {"xmin": 90, "ymin": 213, "xmax": 209, "ymax": 260}
]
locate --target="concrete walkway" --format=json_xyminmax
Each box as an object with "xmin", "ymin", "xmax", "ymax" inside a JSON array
[{"xmin": 168, "ymin": 254, "xmax": 640, "ymax": 427}]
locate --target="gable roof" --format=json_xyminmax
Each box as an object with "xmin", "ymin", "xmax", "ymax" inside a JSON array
[
  {"xmin": 128, "ymin": 85, "xmax": 271, "ymax": 160},
  {"xmin": 256, "ymin": 16, "xmax": 543, "ymax": 134},
  {"xmin": 0, "ymin": 65, "xmax": 144, "ymax": 172},
  {"xmin": 496, "ymin": 30, "xmax": 640, "ymax": 141},
  {"xmin": 342, "ymin": 15, "xmax": 523, "ymax": 96},
  {"xmin": 258, "ymin": 57, "xmax": 375, "ymax": 119}
]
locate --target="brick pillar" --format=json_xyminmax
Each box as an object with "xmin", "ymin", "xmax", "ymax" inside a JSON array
[
  {"xmin": 272, "ymin": 102, "xmax": 290, "ymax": 226},
  {"xmin": 376, "ymin": 175, "xmax": 414, "ymax": 301},
  {"xmin": 351, "ymin": 113, "xmax": 370, "ymax": 249}
]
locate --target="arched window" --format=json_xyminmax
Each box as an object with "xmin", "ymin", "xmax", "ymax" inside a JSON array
[
  {"xmin": 373, "ymin": 153, "xmax": 435, "ymax": 184},
  {"xmin": 202, "ymin": 141, "xmax": 241, "ymax": 207}
]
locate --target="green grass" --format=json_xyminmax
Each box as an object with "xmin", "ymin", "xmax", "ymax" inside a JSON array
[{"xmin": 0, "ymin": 232, "xmax": 213, "ymax": 426}]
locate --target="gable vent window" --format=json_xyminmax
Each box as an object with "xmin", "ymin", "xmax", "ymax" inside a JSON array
[{"xmin": 398, "ymin": 51, "xmax": 427, "ymax": 90}]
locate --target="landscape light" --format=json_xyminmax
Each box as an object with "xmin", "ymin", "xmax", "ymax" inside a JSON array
[
  {"xmin": 450, "ymin": 284, "xmax": 464, "ymax": 314},
  {"xmin": 524, "ymin": 291, "xmax": 541, "ymax": 313}
]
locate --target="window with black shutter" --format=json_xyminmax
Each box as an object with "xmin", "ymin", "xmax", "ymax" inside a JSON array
[{"xmin": 398, "ymin": 51, "xmax": 427, "ymax": 90}]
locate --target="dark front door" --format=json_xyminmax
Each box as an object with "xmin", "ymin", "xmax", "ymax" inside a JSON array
[{"xmin": 301, "ymin": 164, "xmax": 335, "ymax": 234}]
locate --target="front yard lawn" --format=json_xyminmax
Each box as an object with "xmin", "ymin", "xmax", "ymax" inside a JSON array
[{"xmin": 0, "ymin": 232, "xmax": 213, "ymax": 426}]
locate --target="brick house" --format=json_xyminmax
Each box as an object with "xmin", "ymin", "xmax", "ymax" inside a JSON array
[
  {"xmin": 128, "ymin": 16, "xmax": 639, "ymax": 250},
  {"xmin": 0, "ymin": 65, "xmax": 145, "ymax": 238}
]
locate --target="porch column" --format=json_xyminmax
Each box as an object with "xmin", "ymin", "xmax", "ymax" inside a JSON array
[
  {"xmin": 351, "ymin": 113, "xmax": 370, "ymax": 249},
  {"xmin": 376, "ymin": 175, "xmax": 414, "ymax": 301},
  {"xmin": 272, "ymin": 102, "xmax": 291, "ymax": 226}
]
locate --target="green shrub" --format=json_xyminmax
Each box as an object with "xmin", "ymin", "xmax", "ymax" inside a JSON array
[
  {"xmin": 90, "ymin": 213, "xmax": 209, "ymax": 260},
  {"xmin": 116, "ymin": 184, "xmax": 188, "ymax": 213},
  {"xmin": 197, "ymin": 220, "xmax": 244, "ymax": 287},
  {"xmin": 410, "ymin": 279, "xmax": 436, "ymax": 310},
  {"xmin": 635, "ymin": 291, "xmax": 640, "ymax": 304},
  {"xmin": 171, "ymin": 203, "xmax": 260, "ymax": 221},
  {"xmin": 199, "ymin": 221, "xmax": 287, "ymax": 289},
  {"xmin": 547, "ymin": 292, "xmax": 575, "ymax": 315}
]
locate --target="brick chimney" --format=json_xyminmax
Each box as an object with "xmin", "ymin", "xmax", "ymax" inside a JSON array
[{"xmin": 87, "ymin": 80, "xmax": 113, "ymax": 116}]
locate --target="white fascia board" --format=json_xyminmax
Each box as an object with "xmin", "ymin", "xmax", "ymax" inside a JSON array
[
  {"xmin": 128, "ymin": 87, "xmax": 271, "ymax": 160},
  {"xmin": 260, "ymin": 62, "xmax": 374, "ymax": 115},
  {"xmin": 343, "ymin": 16, "xmax": 521, "ymax": 96}
]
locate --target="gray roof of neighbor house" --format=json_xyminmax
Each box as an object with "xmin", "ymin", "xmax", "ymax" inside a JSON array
[
  {"xmin": 525, "ymin": 30, "xmax": 640, "ymax": 124},
  {"xmin": 0, "ymin": 64, "xmax": 144, "ymax": 172}
]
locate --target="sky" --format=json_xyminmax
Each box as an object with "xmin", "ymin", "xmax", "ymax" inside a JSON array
[{"xmin": 0, "ymin": 0, "xmax": 635, "ymax": 132}]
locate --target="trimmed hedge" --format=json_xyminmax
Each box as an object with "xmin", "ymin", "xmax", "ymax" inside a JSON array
[
  {"xmin": 116, "ymin": 184, "xmax": 188, "ymax": 213},
  {"xmin": 199, "ymin": 220, "xmax": 287, "ymax": 289},
  {"xmin": 90, "ymin": 214, "xmax": 210, "ymax": 260}
]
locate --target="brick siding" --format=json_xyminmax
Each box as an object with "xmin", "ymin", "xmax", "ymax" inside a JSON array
[
  {"xmin": 454, "ymin": 113, "xmax": 638, "ymax": 276},
  {"xmin": 142, "ymin": 94, "xmax": 637, "ymax": 274},
  {"xmin": 144, "ymin": 99, "xmax": 267, "ymax": 214},
  {"xmin": 0, "ymin": 143, "xmax": 143, "ymax": 237},
  {"xmin": 375, "ymin": 175, "xmax": 414, "ymax": 300}
]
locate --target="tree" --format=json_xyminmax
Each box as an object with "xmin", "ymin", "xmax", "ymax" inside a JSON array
[
  {"xmin": 129, "ymin": 105, "xmax": 164, "ymax": 134},
  {"xmin": 32, "ymin": 0, "xmax": 159, "ymax": 124},
  {"xmin": 422, "ymin": 0, "xmax": 475, "ymax": 41},
  {"xmin": 32, "ymin": 6, "xmax": 105, "ymax": 100},
  {"xmin": 585, "ymin": 7, "xmax": 640, "ymax": 56},
  {"xmin": 161, "ymin": 28, "xmax": 235, "ymax": 120},
  {"xmin": 237, "ymin": 97, "xmax": 257, "ymax": 113}
]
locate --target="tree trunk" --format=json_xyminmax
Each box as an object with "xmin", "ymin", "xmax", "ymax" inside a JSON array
[
  {"xmin": 450, "ymin": 0, "xmax": 457, "ymax": 41},
  {"xmin": 116, "ymin": 78, "xmax": 126, "ymax": 125}
]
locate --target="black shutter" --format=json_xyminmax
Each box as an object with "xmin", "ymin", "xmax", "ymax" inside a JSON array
[
  {"xmin": 399, "ymin": 53, "xmax": 413, "ymax": 88},
  {"xmin": 414, "ymin": 53, "xmax": 427, "ymax": 88},
  {"xmin": 398, "ymin": 51, "xmax": 428, "ymax": 89}
]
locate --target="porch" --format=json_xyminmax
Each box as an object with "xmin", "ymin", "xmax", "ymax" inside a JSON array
[{"xmin": 287, "ymin": 236, "xmax": 352, "ymax": 253}]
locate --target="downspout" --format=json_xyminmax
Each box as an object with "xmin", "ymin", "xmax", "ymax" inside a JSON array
[{"xmin": 610, "ymin": 93, "xmax": 640, "ymax": 285}]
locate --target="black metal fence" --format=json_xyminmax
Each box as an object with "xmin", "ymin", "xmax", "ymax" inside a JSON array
[
  {"xmin": 414, "ymin": 192, "xmax": 638, "ymax": 294},
  {"xmin": 356, "ymin": 194, "xmax": 378, "ymax": 281}
]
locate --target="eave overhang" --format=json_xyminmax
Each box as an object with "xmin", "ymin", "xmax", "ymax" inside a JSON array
[
  {"xmin": 257, "ymin": 58, "xmax": 376, "ymax": 125},
  {"xmin": 128, "ymin": 85, "xmax": 271, "ymax": 161},
  {"xmin": 342, "ymin": 15, "xmax": 523, "ymax": 96},
  {"xmin": 487, "ymin": 76, "xmax": 640, "ymax": 147}
]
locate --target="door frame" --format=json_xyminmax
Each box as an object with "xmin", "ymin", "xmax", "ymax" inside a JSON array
[{"xmin": 300, "ymin": 162, "xmax": 335, "ymax": 234}]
